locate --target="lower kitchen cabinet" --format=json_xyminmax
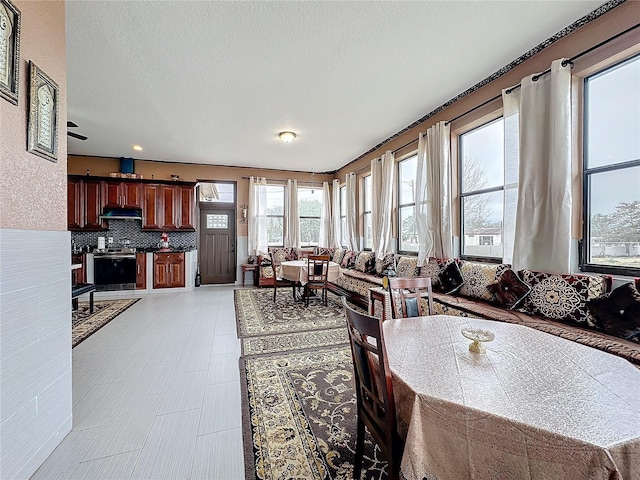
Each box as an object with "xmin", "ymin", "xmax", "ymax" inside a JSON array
[
  {"xmin": 136, "ymin": 253, "xmax": 147, "ymax": 289},
  {"xmin": 72, "ymin": 254, "xmax": 86, "ymax": 283},
  {"xmin": 153, "ymin": 252, "xmax": 185, "ymax": 288}
]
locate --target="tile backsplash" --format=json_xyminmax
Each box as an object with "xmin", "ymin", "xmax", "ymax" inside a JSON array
[{"xmin": 71, "ymin": 220, "xmax": 197, "ymax": 249}]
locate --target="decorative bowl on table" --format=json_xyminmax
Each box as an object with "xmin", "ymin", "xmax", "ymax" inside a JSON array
[{"xmin": 461, "ymin": 327, "xmax": 495, "ymax": 354}]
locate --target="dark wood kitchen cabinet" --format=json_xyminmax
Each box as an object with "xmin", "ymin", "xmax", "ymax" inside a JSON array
[
  {"xmin": 102, "ymin": 181, "xmax": 143, "ymax": 209},
  {"xmin": 160, "ymin": 185, "xmax": 177, "ymax": 230},
  {"xmin": 72, "ymin": 254, "xmax": 86, "ymax": 283},
  {"xmin": 67, "ymin": 177, "xmax": 106, "ymax": 231},
  {"xmin": 142, "ymin": 184, "xmax": 161, "ymax": 229},
  {"xmin": 153, "ymin": 252, "xmax": 185, "ymax": 288},
  {"xmin": 136, "ymin": 253, "xmax": 147, "ymax": 289},
  {"xmin": 177, "ymin": 185, "xmax": 195, "ymax": 230}
]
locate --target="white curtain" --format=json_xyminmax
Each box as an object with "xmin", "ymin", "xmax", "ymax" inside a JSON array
[
  {"xmin": 502, "ymin": 89, "xmax": 520, "ymax": 266},
  {"xmin": 284, "ymin": 179, "xmax": 300, "ymax": 248},
  {"xmin": 318, "ymin": 181, "xmax": 332, "ymax": 247},
  {"xmin": 371, "ymin": 150, "xmax": 395, "ymax": 258},
  {"xmin": 415, "ymin": 122, "xmax": 453, "ymax": 265},
  {"xmin": 248, "ymin": 176, "xmax": 267, "ymax": 255},
  {"xmin": 345, "ymin": 173, "xmax": 358, "ymax": 250},
  {"xmin": 331, "ymin": 179, "xmax": 341, "ymax": 248},
  {"xmin": 511, "ymin": 59, "xmax": 572, "ymax": 273}
]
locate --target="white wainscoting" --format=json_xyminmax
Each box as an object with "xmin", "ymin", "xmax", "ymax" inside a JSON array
[{"xmin": 0, "ymin": 229, "xmax": 73, "ymax": 479}]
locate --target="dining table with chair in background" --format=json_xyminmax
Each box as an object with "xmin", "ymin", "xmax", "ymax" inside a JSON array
[
  {"xmin": 276, "ymin": 257, "xmax": 340, "ymax": 305},
  {"xmin": 382, "ymin": 314, "xmax": 640, "ymax": 480}
]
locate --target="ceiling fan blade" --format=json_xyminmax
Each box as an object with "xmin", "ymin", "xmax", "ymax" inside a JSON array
[
  {"xmin": 67, "ymin": 131, "xmax": 87, "ymax": 140},
  {"xmin": 67, "ymin": 121, "xmax": 78, "ymax": 128}
]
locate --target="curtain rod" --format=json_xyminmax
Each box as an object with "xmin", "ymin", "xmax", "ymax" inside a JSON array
[
  {"xmin": 241, "ymin": 176, "xmax": 319, "ymax": 185},
  {"xmin": 445, "ymin": 23, "xmax": 640, "ymax": 126}
]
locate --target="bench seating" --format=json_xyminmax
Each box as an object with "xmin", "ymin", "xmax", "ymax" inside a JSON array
[
  {"xmin": 72, "ymin": 283, "xmax": 95, "ymax": 313},
  {"xmin": 320, "ymin": 250, "xmax": 640, "ymax": 366}
]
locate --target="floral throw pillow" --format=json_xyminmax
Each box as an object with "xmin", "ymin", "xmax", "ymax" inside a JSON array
[
  {"xmin": 486, "ymin": 269, "xmax": 531, "ymax": 309},
  {"xmin": 355, "ymin": 252, "xmax": 376, "ymax": 273},
  {"xmin": 332, "ymin": 248, "xmax": 345, "ymax": 266},
  {"xmin": 458, "ymin": 261, "xmax": 502, "ymax": 302},
  {"xmin": 375, "ymin": 252, "xmax": 395, "ymax": 276},
  {"xmin": 587, "ymin": 282, "xmax": 640, "ymax": 342},
  {"xmin": 519, "ymin": 270, "xmax": 608, "ymax": 327},
  {"xmin": 341, "ymin": 250, "xmax": 355, "ymax": 268},
  {"xmin": 396, "ymin": 256, "xmax": 419, "ymax": 277}
]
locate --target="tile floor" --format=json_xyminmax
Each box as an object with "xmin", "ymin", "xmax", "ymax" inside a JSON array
[{"xmin": 32, "ymin": 285, "xmax": 245, "ymax": 480}]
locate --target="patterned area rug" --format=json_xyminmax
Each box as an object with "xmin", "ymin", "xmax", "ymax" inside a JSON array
[
  {"xmin": 241, "ymin": 346, "xmax": 389, "ymax": 480},
  {"xmin": 72, "ymin": 299, "xmax": 139, "ymax": 347},
  {"xmin": 235, "ymin": 288, "xmax": 347, "ymax": 338},
  {"xmin": 242, "ymin": 327, "xmax": 349, "ymax": 356}
]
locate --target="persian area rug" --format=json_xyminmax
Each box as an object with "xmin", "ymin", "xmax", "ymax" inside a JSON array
[
  {"xmin": 241, "ymin": 327, "xmax": 348, "ymax": 356},
  {"xmin": 234, "ymin": 288, "xmax": 347, "ymax": 338},
  {"xmin": 72, "ymin": 299, "xmax": 139, "ymax": 348},
  {"xmin": 241, "ymin": 346, "xmax": 390, "ymax": 480}
]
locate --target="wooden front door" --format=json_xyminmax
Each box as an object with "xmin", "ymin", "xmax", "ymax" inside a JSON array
[{"xmin": 199, "ymin": 208, "xmax": 236, "ymax": 284}]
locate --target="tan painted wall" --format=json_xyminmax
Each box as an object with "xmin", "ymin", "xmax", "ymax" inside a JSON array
[
  {"xmin": 0, "ymin": 0, "xmax": 67, "ymax": 231},
  {"xmin": 68, "ymin": 156, "xmax": 334, "ymax": 236}
]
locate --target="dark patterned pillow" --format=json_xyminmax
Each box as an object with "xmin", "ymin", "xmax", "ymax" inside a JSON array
[
  {"xmin": 487, "ymin": 269, "xmax": 531, "ymax": 309},
  {"xmin": 341, "ymin": 250, "xmax": 355, "ymax": 268},
  {"xmin": 438, "ymin": 261, "xmax": 464, "ymax": 295},
  {"xmin": 519, "ymin": 270, "xmax": 609, "ymax": 327},
  {"xmin": 316, "ymin": 247, "xmax": 335, "ymax": 260},
  {"xmin": 354, "ymin": 252, "xmax": 375, "ymax": 273},
  {"xmin": 396, "ymin": 256, "xmax": 419, "ymax": 277},
  {"xmin": 375, "ymin": 252, "xmax": 395, "ymax": 276},
  {"xmin": 332, "ymin": 248, "xmax": 345, "ymax": 266},
  {"xmin": 587, "ymin": 282, "xmax": 640, "ymax": 336},
  {"xmin": 270, "ymin": 247, "xmax": 290, "ymax": 264}
]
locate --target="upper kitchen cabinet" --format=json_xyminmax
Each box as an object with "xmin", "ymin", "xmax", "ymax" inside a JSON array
[
  {"xmin": 67, "ymin": 177, "xmax": 106, "ymax": 231},
  {"xmin": 177, "ymin": 185, "xmax": 196, "ymax": 230},
  {"xmin": 142, "ymin": 183, "xmax": 196, "ymax": 232},
  {"xmin": 142, "ymin": 184, "xmax": 161, "ymax": 230},
  {"xmin": 102, "ymin": 181, "xmax": 143, "ymax": 209}
]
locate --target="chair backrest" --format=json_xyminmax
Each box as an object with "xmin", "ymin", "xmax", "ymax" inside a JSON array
[
  {"xmin": 342, "ymin": 297, "xmax": 399, "ymax": 458},
  {"xmin": 307, "ymin": 254, "xmax": 330, "ymax": 285},
  {"xmin": 388, "ymin": 276, "xmax": 434, "ymax": 319}
]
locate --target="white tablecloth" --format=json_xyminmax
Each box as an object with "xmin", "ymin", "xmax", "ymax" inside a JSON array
[
  {"xmin": 383, "ymin": 315, "xmax": 640, "ymax": 480},
  {"xmin": 279, "ymin": 260, "xmax": 340, "ymax": 285}
]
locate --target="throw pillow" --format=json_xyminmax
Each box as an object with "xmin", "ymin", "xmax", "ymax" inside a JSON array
[
  {"xmin": 587, "ymin": 282, "xmax": 640, "ymax": 336},
  {"xmin": 519, "ymin": 270, "xmax": 609, "ymax": 327},
  {"xmin": 347, "ymin": 251, "xmax": 359, "ymax": 269},
  {"xmin": 375, "ymin": 252, "xmax": 395, "ymax": 276},
  {"xmin": 458, "ymin": 261, "xmax": 502, "ymax": 302},
  {"xmin": 355, "ymin": 252, "xmax": 375, "ymax": 273},
  {"xmin": 332, "ymin": 248, "xmax": 345, "ymax": 266},
  {"xmin": 419, "ymin": 257, "xmax": 442, "ymax": 290},
  {"xmin": 438, "ymin": 261, "xmax": 464, "ymax": 295},
  {"xmin": 341, "ymin": 250, "xmax": 355, "ymax": 268},
  {"xmin": 486, "ymin": 269, "xmax": 531, "ymax": 309},
  {"xmin": 396, "ymin": 256, "xmax": 419, "ymax": 277}
]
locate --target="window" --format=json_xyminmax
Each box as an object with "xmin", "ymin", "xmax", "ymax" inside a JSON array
[
  {"xmin": 265, "ymin": 185, "xmax": 285, "ymax": 246},
  {"xmin": 398, "ymin": 155, "xmax": 418, "ymax": 253},
  {"xmin": 459, "ymin": 118, "xmax": 504, "ymax": 261},
  {"xmin": 362, "ymin": 175, "xmax": 372, "ymax": 250},
  {"xmin": 340, "ymin": 186, "xmax": 347, "ymax": 247},
  {"xmin": 199, "ymin": 182, "xmax": 235, "ymax": 203},
  {"xmin": 298, "ymin": 187, "xmax": 323, "ymax": 247},
  {"xmin": 582, "ymin": 54, "xmax": 640, "ymax": 275}
]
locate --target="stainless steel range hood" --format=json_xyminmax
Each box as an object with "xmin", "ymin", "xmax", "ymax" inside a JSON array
[{"xmin": 99, "ymin": 208, "xmax": 143, "ymax": 221}]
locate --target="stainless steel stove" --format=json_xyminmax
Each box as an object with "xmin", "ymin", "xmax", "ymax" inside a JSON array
[{"xmin": 93, "ymin": 248, "xmax": 137, "ymax": 291}]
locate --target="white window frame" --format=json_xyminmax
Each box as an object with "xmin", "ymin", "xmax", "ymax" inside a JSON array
[{"xmin": 397, "ymin": 155, "xmax": 418, "ymax": 254}]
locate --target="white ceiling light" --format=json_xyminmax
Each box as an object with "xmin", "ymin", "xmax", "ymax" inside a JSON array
[
  {"xmin": 279, "ymin": 131, "xmax": 296, "ymax": 144},
  {"xmin": 132, "ymin": 144, "xmax": 143, "ymax": 151}
]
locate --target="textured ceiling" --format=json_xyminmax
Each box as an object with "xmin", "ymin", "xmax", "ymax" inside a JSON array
[{"xmin": 66, "ymin": 1, "xmax": 605, "ymax": 173}]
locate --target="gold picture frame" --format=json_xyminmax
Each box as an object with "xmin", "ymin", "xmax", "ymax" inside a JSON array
[
  {"xmin": 27, "ymin": 61, "xmax": 59, "ymax": 162},
  {"xmin": 0, "ymin": 0, "xmax": 20, "ymax": 104}
]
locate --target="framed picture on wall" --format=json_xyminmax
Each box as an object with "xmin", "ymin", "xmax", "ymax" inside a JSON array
[
  {"xmin": 0, "ymin": 0, "xmax": 21, "ymax": 104},
  {"xmin": 27, "ymin": 61, "xmax": 59, "ymax": 162}
]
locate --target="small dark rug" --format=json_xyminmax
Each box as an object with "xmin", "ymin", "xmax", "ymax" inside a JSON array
[
  {"xmin": 241, "ymin": 346, "xmax": 389, "ymax": 480},
  {"xmin": 72, "ymin": 299, "xmax": 139, "ymax": 347},
  {"xmin": 235, "ymin": 288, "xmax": 347, "ymax": 338}
]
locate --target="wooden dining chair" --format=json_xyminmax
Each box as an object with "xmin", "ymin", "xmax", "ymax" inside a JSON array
[
  {"xmin": 388, "ymin": 276, "xmax": 434, "ymax": 319},
  {"xmin": 342, "ymin": 297, "xmax": 404, "ymax": 480},
  {"xmin": 304, "ymin": 254, "xmax": 330, "ymax": 306},
  {"xmin": 269, "ymin": 252, "xmax": 296, "ymax": 302}
]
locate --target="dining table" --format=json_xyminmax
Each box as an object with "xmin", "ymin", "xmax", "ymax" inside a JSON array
[
  {"xmin": 382, "ymin": 314, "xmax": 640, "ymax": 480},
  {"xmin": 278, "ymin": 259, "xmax": 340, "ymax": 285}
]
